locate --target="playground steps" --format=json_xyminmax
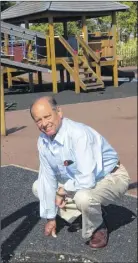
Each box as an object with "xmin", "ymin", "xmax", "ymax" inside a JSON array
[{"xmin": 78, "ymin": 58, "xmax": 104, "ymax": 90}]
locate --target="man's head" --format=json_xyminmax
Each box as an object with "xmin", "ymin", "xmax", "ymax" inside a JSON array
[{"xmin": 30, "ymin": 96, "xmax": 63, "ymax": 136}]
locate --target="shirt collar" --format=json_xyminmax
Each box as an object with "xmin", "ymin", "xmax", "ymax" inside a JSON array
[{"xmin": 42, "ymin": 118, "xmax": 65, "ymax": 146}]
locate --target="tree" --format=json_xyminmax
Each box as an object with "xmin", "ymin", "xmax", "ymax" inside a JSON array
[
  {"xmin": 117, "ymin": 1, "xmax": 137, "ymax": 39},
  {"xmin": 96, "ymin": 2, "xmax": 137, "ymax": 40},
  {"xmin": 1, "ymin": 1, "xmax": 15, "ymax": 12}
]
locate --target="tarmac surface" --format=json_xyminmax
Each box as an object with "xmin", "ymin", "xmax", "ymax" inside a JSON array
[
  {"xmin": 1, "ymin": 165, "xmax": 137, "ymax": 263},
  {"xmin": 4, "ymin": 81, "xmax": 137, "ymax": 111},
  {"xmin": 2, "ymin": 79, "xmax": 137, "ymax": 262}
]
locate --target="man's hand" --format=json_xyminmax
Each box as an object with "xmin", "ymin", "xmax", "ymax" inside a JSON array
[
  {"xmin": 58, "ymin": 187, "xmax": 67, "ymax": 196},
  {"xmin": 44, "ymin": 219, "xmax": 56, "ymax": 237},
  {"xmin": 55, "ymin": 187, "xmax": 67, "ymax": 209}
]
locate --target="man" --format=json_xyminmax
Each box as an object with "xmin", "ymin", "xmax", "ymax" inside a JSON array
[{"xmin": 30, "ymin": 96, "xmax": 130, "ymax": 249}]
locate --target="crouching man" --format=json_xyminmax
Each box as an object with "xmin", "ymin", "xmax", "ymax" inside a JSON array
[{"xmin": 30, "ymin": 96, "xmax": 130, "ymax": 249}]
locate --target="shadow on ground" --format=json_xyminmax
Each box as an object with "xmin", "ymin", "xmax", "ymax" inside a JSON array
[
  {"xmin": 1, "ymin": 202, "xmax": 40, "ymax": 263},
  {"xmin": 1, "ymin": 202, "xmax": 136, "ymax": 262},
  {"xmin": 128, "ymin": 182, "xmax": 138, "ymax": 190},
  {"xmin": 7, "ymin": 126, "xmax": 27, "ymax": 135}
]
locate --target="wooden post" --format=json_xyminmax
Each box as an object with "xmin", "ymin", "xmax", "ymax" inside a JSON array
[
  {"xmin": 82, "ymin": 16, "xmax": 88, "ymax": 43},
  {"xmin": 63, "ymin": 21, "xmax": 70, "ymax": 84},
  {"xmin": 60, "ymin": 69, "xmax": 64, "ymax": 85},
  {"xmin": 4, "ymin": 33, "xmax": 12, "ymax": 88},
  {"xmin": 112, "ymin": 12, "xmax": 118, "ymax": 87},
  {"xmin": 29, "ymin": 72, "xmax": 34, "ymax": 92},
  {"xmin": 49, "ymin": 16, "xmax": 57, "ymax": 93},
  {"xmin": 1, "ymin": 68, "xmax": 6, "ymax": 136},
  {"xmin": 38, "ymin": 72, "xmax": 42, "ymax": 85},
  {"xmin": 25, "ymin": 21, "xmax": 29, "ymax": 29},
  {"xmin": 46, "ymin": 35, "xmax": 51, "ymax": 66},
  {"xmin": 74, "ymin": 55, "xmax": 80, "ymax": 94}
]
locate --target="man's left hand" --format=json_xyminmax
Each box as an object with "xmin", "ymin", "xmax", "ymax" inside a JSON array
[{"xmin": 55, "ymin": 187, "xmax": 67, "ymax": 209}]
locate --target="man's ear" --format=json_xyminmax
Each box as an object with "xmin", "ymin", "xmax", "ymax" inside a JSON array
[{"xmin": 57, "ymin": 106, "xmax": 63, "ymax": 117}]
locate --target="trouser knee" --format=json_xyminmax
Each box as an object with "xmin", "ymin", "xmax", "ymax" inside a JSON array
[
  {"xmin": 32, "ymin": 180, "xmax": 39, "ymax": 198},
  {"xmin": 74, "ymin": 190, "xmax": 92, "ymax": 211}
]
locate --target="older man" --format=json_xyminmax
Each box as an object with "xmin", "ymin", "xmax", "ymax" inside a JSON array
[{"xmin": 30, "ymin": 96, "xmax": 130, "ymax": 249}]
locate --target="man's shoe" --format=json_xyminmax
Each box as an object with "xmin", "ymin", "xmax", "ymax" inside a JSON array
[{"xmin": 89, "ymin": 227, "xmax": 108, "ymax": 249}]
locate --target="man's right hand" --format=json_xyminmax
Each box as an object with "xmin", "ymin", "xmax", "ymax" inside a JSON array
[{"xmin": 44, "ymin": 219, "xmax": 56, "ymax": 237}]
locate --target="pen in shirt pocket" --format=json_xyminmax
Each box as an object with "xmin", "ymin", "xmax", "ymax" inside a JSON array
[{"xmin": 64, "ymin": 160, "xmax": 74, "ymax": 166}]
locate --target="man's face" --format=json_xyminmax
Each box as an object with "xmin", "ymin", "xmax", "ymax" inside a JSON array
[{"xmin": 32, "ymin": 100, "xmax": 63, "ymax": 136}]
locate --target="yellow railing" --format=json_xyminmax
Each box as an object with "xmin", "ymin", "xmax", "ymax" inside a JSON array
[
  {"xmin": 46, "ymin": 36, "xmax": 50, "ymax": 66},
  {"xmin": 58, "ymin": 36, "xmax": 80, "ymax": 93},
  {"xmin": 76, "ymin": 35, "xmax": 100, "ymax": 63}
]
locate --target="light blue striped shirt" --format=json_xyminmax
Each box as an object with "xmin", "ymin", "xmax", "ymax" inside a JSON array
[{"xmin": 37, "ymin": 118, "xmax": 119, "ymax": 219}]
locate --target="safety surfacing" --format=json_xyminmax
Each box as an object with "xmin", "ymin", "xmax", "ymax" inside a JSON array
[{"xmin": 1, "ymin": 165, "xmax": 137, "ymax": 263}]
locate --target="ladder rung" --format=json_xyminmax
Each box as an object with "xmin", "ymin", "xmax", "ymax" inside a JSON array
[
  {"xmin": 86, "ymin": 83, "xmax": 103, "ymax": 89},
  {"xmin": 81, "ymin": 77, "xmax": 95, "ymax": 81}
]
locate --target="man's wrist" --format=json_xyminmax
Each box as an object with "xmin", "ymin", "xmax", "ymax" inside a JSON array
[
  {"xmin": 47, "ymin": 218, "xmax": 56, "ymax": 221},
  {"xmin": 56, "ymin": 191, "xmax": 66, "ymax": 198}
]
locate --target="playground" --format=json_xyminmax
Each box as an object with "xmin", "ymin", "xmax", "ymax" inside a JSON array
[{"xmin": 1, "ymin": 1, "xmax": 137, "ymax": 263}]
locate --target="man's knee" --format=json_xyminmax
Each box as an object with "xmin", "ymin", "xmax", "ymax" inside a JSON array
[
  {"xmin": 74, "ymin": 189, "xmax": 92, "ymax": 211},
  {"xmin": 32, "ymin": 180, "xmax": 39, "ymax": 198}
]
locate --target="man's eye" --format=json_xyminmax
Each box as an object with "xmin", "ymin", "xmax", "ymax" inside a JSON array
[
  {"xmin": 36, "ymin": 120, "xmax": 41, "ymax": 123},
  {"xmin": 46, "ymin": 115, "xmax": 51, "ymax": 120}
]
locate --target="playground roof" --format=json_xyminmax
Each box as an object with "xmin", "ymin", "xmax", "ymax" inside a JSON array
[{"xmin": 1, "ymin": 1, "xmax": 129, "ymax": 23}]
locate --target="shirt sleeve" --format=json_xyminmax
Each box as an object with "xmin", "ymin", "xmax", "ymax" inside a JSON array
[
  {"xmin": 64, "ymin": 134, "xmax": 97, "ymax": 192},
  {"xmin": 37, "ymin": 139, "xmax": 58, "ymax": 219}
]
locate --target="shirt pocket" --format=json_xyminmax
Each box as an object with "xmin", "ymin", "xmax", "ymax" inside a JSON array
[{"xmin": 66, "ymin": 162, "xmax": 77, "ymax": 175}]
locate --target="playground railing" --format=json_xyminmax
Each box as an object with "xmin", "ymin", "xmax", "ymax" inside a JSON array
[
  {"xmin": 76, "ymin": 35, "xmax": 100, "ymax": 63},
  {"xmin": 57, "ymin": 36, "xmax": 80, "ymax": 93}
]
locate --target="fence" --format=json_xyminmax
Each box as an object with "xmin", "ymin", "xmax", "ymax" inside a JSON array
[{"xmin": 117, "ymin": 41, "xmax": 137, "ymax": 67}]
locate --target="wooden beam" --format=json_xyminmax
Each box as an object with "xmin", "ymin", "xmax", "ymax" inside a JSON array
[
  {"xmin": 48, "ymin": 16, "xmax": 58, "ymax": 93},
  {"xmin": 46, "ymin": 36, "xmax": 51, "ymax": 66},
  {"xmin": 63, "ymin": 22, "xmax": 70, "ymax": 83},
  {"xmin": 38, "ymin": 72, "xmax": 42, "ymax": 85},
  {"xmin": 29, "ymin": 72, "xmax": 34, "ymax": 92},
  {"xmin": 25, "ymin": 21, "xmax": 29, "ymax": 29},
  {"xmin": 60, "ymin": 69, "xmax": 64, "ymax": 85},
  {"xmin": 0, "ymin": 68, "xmax": 6, "ymax": 136},
  {"xmin": 112, "ymin": 12, "xmax": 118, "ymax": 87},
  {"xmin": 82, "ymin": 16, "xmax": 88, "ymax": 43},
  {"xmin": 4, "ymin": 33, "xmax": 12, "ymax": 88}
]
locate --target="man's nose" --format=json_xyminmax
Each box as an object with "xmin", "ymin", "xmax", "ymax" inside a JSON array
[{"xmin": 42, "ymin": 119, "xmax": 48, "ymax": 127}]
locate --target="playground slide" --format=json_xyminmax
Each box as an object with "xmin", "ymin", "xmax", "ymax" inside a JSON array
[{"xmin": 1, "ymin": 58, "xmax": 49, "ymax": 73}]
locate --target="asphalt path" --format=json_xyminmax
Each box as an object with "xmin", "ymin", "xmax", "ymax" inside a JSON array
[{"xmin": 1, "ymin": 165, "xmax": 137, "ymax": 263}]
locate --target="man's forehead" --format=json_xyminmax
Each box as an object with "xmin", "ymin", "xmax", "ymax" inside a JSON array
[{"xmin": 34, "ymin": 99, "xmax": 52, "ymax": 109}]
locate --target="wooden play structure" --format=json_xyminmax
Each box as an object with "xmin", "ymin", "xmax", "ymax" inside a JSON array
[{"xmin": 1, "ymin": 1, "xmax": 129, "ymax": 135}]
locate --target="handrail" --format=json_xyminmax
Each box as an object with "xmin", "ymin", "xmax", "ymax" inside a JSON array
[
  {"xmin": 76, "ymin": 35, "xmax": 100, "ymax": 63},
  {"xmin": 58, "ymin": 36, "xmax": 76, "ymax": 58},
  {"xmin": 57, "ymin": 36, "xmax": 80, "ymax": 93},
  {"xmin": 46, "ymin": 36, "xmax": 50, "ymax": 66}
]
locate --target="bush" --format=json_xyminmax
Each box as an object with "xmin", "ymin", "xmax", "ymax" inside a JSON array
[{"xmin": 117, "ymin": 38, "xmax": 137, "ymax": 66}]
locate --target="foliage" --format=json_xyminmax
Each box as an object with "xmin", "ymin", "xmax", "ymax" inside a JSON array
[
  {"xmin": 117, "ymin": 1, "xmax": 137, "ymax": 39},
  {"xmin": 117, "ymin": 38, "xmax": 137, "ymax": 66},
  {"xmin": 1, "ymin": 1, "xmax": 15, "ymax": 12},
  {"xmin": 30, "ymin": 22, "xmax": 80, "ymax": 36},
  {"xmin": 97, "ymin": 2, "xmax": 137, "ymax": 40}
]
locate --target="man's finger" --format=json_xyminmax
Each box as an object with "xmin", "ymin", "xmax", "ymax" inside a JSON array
[
  {"xmin": 52, "ymin": 229, "xmax": 57, "ymax": 238},
  {"xmin": 59, "ymin": 201, "xmax": 66, "ymax": 208}
]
